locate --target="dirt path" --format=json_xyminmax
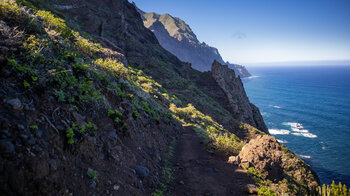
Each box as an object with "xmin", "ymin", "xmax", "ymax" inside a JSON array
[{"xmin": 171, "ymin": 126, "xmax": 254, "ymax": 196}]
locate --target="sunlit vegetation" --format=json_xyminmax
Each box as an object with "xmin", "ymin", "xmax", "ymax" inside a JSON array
[
  {"xmin": 0, "ymin": 0, "xmax": 22, "ymax": 20},
  {"xmin": 258, "ymin": 186, "xmax": 277, "ymax": 196},
  {"xmin": 65, "ymin": 122, "xmax": 97, "ymax": 144},
  {"xmin": 245, "ymin": 166, "xmax": 280, "ymax": 195},
  {"xmin": 169, "ymin": 103, "xmax": 243, "ymax": 155},
  {"xmin": 314, "ymin": 181, "xmax": 349, "ymax": 196}
]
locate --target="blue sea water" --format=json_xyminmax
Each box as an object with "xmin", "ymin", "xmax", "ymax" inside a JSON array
[{"xmin": 242, "ymin": 66, "xmax": 350, "ymax": 186}]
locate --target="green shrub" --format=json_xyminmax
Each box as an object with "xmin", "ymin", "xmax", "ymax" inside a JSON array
[
  {"xmin": 29, "ymin": 125, "xmax": 38, "ymax": 130},
  {"xmin": 107, "ymin": 109, "xmax": 115, "ymax": 117},
  {"xmin": 258, "ymin": 186, "xmax": 277, "ymax": 196},
  {"xmin": 87, "ymin": 168, "xmax": 99, "ymax": 182},
  {"xmin": 86, "ymin": 121, "xmax": 97, "ymax": 131},
  {"xmin": 169, "ymin": 103, "xmax": 243, "ymax": 155},
  {"xmin": 78, "ymin": 124, "xmax": 86, "ymax": 134},
  {"xmin": 73, "ymin": 31, "xmax": 102, "ymax": 56},
  {"xmin": 36, "ymin": 10, "xmax": 72, "ymax": 39},
  {"xmin": 0, "ymin": 0, "xmax": 22, "ymax": 21},
  {"xmin": 94, "ymin": 58, "xmax": 128, "ymax": 78},
  {"xmin": 132, "ymin": 108, "xmax": 139, "ymax": 119},
  {"xmin": 23, "ymin": 80, "xmax": 30, "ymax": 88},
  {"xmin": 54, "ymin": 89, "xmax": 66, "ymax": 102},
  {"xmin": 114, "ymin": 117, "xmax": 121, "ymax": 123},
  {"xmin": 66, "ymin": 128, "xmax": 75, "ymax": 144}
]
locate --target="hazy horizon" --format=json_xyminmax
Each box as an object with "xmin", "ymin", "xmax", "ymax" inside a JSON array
[
  {"xmin": 244, "ymin": 60, "xmax": 350, "ymax": 67},
  {"xmin": 132, "ymin": 0, "xmax": 350, "ymax": 66}
]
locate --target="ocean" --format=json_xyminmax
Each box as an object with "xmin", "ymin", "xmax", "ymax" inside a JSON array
[{"xmin": 242, "ymin": 66, "xmax": 350, "ymax": 186}]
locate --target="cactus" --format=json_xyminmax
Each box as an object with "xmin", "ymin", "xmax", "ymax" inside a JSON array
[{"xmin": 316, "ymin": 181, "xmax": 349, "ymax": 196}]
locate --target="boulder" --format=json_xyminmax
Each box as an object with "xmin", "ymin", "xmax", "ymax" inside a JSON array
[
  {"xmin": 238, "ymin": 135, "xmax": 283, "ymax": 181},
  {"xmin": 7, "ymin": 98, "xmax": 22, "ymax": 110},
  {"xmin": 135, "ymin": 166, "xmax": 149, "ymax": 180}
]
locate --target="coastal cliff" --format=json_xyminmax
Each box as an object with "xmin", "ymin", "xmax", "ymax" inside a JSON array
[
  {"xmin": 141, "ymin": 11, "xmax": 251, "ymax": 78},
  {"xmin": 211, "ymin": 61, "xmax": 268, "ymax": 132},
  {"xmin": 0, "ymin": 0, "xmax": 321, "ymax": 195}
]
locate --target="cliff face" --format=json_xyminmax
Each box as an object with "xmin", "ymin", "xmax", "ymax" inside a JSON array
[
  {"xmin": 211, "ymin": 61, "xmax": 268, "ymax": 132},
  {"xmin": 142, "ymin": 12, "xmax": 251, "ymax": 78}
]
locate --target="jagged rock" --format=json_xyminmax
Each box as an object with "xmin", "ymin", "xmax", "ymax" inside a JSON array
[
  {"xmin": 239, "ymin": 135, "xmax": 283, "ymax": 180},
  {"xmin": 227, "ymin": 156, "xmax": 240, "ymax": 165},
  {"xmin": 211, "ymin": 61, "xmax": 268, "ymax": 132},
  {"xmin": 240, "ymin": 159, "xmax": 250, "ymax": 169},
  {"xmin": 135, "ymin": 166, "xmax": 149, "ymax": 180},
  {"xmin": 238, "ymin": 135, "xmax": 319, "ymax": 191},
  {"xmin": 244, "ymin": 184, "xmax": 258, "ymax": 194},
  {"xmin": 7, "ymin": 98, "xmax": 22, "ymax": 110}
]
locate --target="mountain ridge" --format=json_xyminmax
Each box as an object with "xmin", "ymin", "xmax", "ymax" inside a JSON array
[{"xmin": 141, "ymin": 11, "xmax": 251, "ymax": 77}]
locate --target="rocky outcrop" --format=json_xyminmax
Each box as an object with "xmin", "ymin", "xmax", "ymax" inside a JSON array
[
  {"xmin": 141, "ymin": 11, "xmax": 251, "ymax": 77},
  {"xmin": 211, "ymin": 61, "xmax": 267, "ymax": 132},
  {"xmin": 235, "ymin": 135, "xmax": 319, "ymax": 194}
]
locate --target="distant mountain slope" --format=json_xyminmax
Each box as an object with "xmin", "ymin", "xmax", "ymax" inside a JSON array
[{"xmin": 141, "ymin": 11, "xmax": 251, "ymax": 77}]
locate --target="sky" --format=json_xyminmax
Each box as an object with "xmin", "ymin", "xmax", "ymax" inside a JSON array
[{"xmin": 131, "ymin": 0, "xmax": 350, "ymax": 66}]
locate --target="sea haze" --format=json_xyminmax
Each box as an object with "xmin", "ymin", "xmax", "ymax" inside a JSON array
[{"xmin": 242, "ymin": 66, "xmax": 350, "ymax": 186}]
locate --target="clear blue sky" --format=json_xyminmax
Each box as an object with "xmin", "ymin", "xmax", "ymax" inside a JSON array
[{"xmin": 131, "ymin": 0, "xmax": 350, "ymax": 66}]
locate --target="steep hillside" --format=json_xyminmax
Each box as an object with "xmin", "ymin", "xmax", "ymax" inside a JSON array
[
  {"xmin": 142, "ymin": 11, "xmax": 251, "ymax": 77},
  {"xmin": 0, "ymin": 0, "xmax": 324, "ymax": 195}
]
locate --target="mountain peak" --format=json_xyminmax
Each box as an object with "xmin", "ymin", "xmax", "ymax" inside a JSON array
[{"xmin": 142, "ymin": 10, "xmax": 251, "ymax": 77}]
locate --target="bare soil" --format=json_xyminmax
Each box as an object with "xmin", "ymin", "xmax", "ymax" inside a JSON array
[{"xmin": 171, "ymin": 126, "xmax": 254, "ymax": 196}]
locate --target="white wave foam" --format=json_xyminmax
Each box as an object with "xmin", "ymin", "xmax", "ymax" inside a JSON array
[
  {"xmin": 269, "ymin": 129, "xmax": 290, "ymax": 135},
  {"xmin": 273, "ymin": 105, "xmax": 281, "ymax": 109},
  {"xmin": 291, "ymin": 128, "xmax": 309, "ymax": 133},
  {"xmin": 277, "ymin": 139, "xmax": 288, "ymax": 144},
  {"xmin": 322, "ymin": 146, "xmax": 327, "ymax": 150},
  {"xmin": 283, "ymin": 122, "xmax": 304, "ymax": 129},
  {"xmin": 298, "ymin": 154, "xmax": 312, "ymax": 159},
  {"xmin": 246, "ymin": 75, "xmax": 260, "ymax": 79},
  {"xmin": 291, "ymin": 132, "xmax": 318, "ymax": 138},
  {"xmin": 283, "ymin": 122, "xmax": 317, "ymax": 138}
]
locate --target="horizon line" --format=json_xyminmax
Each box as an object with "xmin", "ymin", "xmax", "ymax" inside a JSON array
[{"xmin": 242, "ymin": 59, "xmax": 350, "ymax": 66}]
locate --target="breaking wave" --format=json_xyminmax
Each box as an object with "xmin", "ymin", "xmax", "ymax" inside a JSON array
[
  {"xmin": 282, "ymin": 122, "xmax": 317, "ymax": 138},
  {"xmin": 277, "ymin": 139, "xmax": 288, "ymax": 144},
  {"xmin": 269, "ymin": 129, "xmax": 290, "ymax": 135},
  {"xmin": 298, "ymin": 154, "xmax": 312, "ymax": 159}
]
